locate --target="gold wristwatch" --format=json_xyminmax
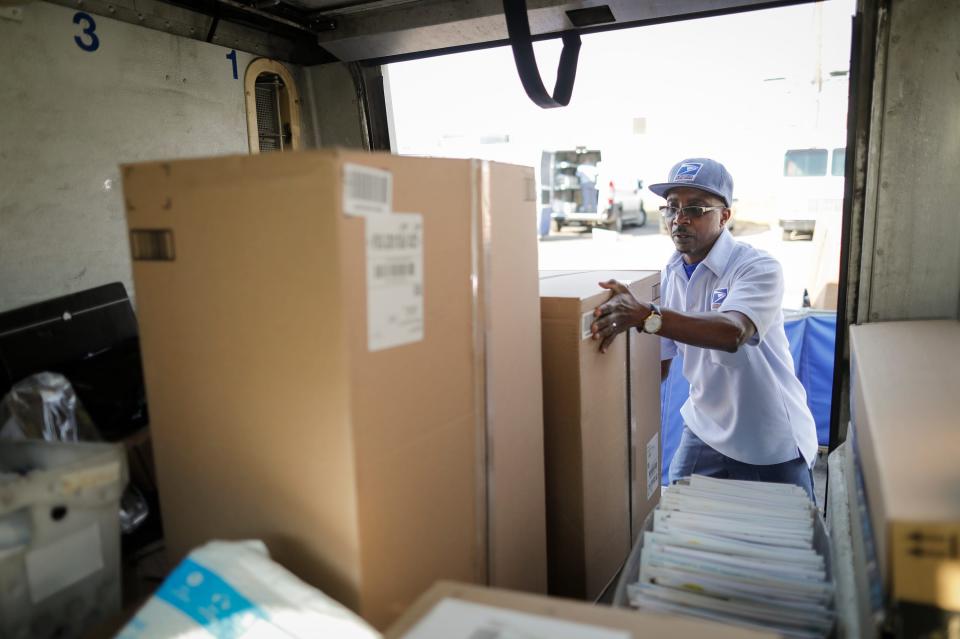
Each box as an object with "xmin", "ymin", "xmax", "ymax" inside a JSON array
[{"xmin": 642, "ymin": 302, "xmax": 663, "ymax": 334}]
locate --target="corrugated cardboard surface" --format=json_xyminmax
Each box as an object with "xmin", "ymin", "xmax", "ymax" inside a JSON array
[
  {"xmin": 540, "ymin": 292, "xmax": 591, "ymax": 597},
  {"xmin": 481, "ymin": 161, "xmax": 547, "ymax": 594},
  {"xmin": 123, "ymin": 150, "xmax": 548, "ymax": 628},
  {"xmin": 539, "ymin": 270, "xmax": 659, "ymax": 600},
  {"xmin": 850, "ymin": 320, "xmax": 960, "ymax": 610},
  {"xmin": 385, "ymin": 581, "xmax": 777, "ymax": 638},
  {"xmin": 626, "ymin": 274, "xmax": 662, "ymax": 544}
]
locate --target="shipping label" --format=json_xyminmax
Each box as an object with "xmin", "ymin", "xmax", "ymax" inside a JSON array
[
  {"xmin": 581, "ymin": 310, "xmax": 595, "ymax": 340},
  {"xmin": 366, "ymin": 213, "xmax": 424, "ymax": 351},
  {"xmin": 402, "ymin": 598, "xmax": 630, "ymax": 639},
  {"xmin": 646, "ymin": 432, "xmax": 660, "ymax": 500}
]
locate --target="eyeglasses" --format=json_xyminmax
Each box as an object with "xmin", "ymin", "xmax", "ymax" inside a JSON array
[{"xmin": 659, "ymin": 205, "xmax": 725, "ymax": 221}]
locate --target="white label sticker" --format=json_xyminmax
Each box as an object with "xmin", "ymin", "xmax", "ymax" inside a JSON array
[
  {"xmin": 401, "ymin": 598, "xmax": 630, "ymax": 639},
  {"xmin": 581, "ymin": 310, "xmax": 594, "ymax": 340},
  {"xmin": 646, "ymin": 432, "xmax": 660, "ymax": 500},
  {"xmin": 366, "ymin": 213, "xmax": 424, "ymax": 351},
  {"xmin": 26, "ymin": 524, "xmax": 103, "ymax": 603},
  {"xmin": 343, "ymin": 163, "xmax": 393, "ymax": 216}
]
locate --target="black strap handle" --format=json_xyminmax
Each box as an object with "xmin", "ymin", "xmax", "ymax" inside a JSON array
[{"xmin": 503, "ymin": 0, "xmax": 581, "ymax": 109}]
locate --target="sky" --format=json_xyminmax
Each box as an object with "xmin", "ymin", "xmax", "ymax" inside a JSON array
[{"xmin": 386, "ymin": 0, "xmax": 855, "ymax": 211}]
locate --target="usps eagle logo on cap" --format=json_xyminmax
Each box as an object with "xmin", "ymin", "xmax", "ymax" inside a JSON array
[
  {"xmin": 711, "ymin": 288, "xmax": 728, "ymax": 310},
  {"xmin": 674, "ymin": 162, "xmax": 703, "ymax": 182}
]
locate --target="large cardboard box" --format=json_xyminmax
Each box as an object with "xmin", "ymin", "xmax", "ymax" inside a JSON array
[
  {"xmin": 627, "ymin": 279, "xmax": 662, "ymax": 544},
  {"xmin": 385, "ymin": 581, "xmax": 776, "ymax": 638},
  {"xmin": 480, "ymin": 162, "xmax": 548, "ymax": 594},
  {"xmin": 121, "ymin": 150, "xmax": 545, "ymax": 628},
  {"xmin": 538, "ymin": 270, "xmax": 660, "ymax": 599},
  {"xmin": 849, "ymin": 320, "xmax": 960, "ymax": 612}
]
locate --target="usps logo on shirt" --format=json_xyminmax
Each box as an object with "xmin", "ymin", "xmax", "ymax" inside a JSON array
[
  {"xmin": 674, "ymin": 163, "xmax": 703, "ymax": 182},
  {"xmin": 711, "ymin": 288, "xmax": 728, "ymax": 310}
]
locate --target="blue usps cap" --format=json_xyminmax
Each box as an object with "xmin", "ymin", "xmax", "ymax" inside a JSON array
[{"xmin": 649, "ymin": 158, "xmax": 734, "ymax": 207}]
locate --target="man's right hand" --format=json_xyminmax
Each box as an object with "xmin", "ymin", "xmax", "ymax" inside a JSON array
[{"xmin": 590, "ymin": 280, "xmax": 651, "ymax": 353}]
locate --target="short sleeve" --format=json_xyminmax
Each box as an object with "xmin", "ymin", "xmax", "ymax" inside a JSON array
[
  {"xmin": 658, "ymin": 266, "xmax": 678, "ymax": 360},
  {"xmin": 719, "ymin": 257, "xmax": 784, "ymax": 345}
]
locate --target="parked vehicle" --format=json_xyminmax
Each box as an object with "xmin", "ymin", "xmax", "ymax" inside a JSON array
[
  {"xmin": 543, "ymin": 151, "xmax": 646, "ymax": 232},
  {"xmin": 779, "ymin": 146, "xmax": 845, "ymax": 240},
  {"xmin": 595, "ymin": 165, "xmax": 647, "ymax": 231}
]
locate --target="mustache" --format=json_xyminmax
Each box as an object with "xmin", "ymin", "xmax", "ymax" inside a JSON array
[{"xmin": 672, "ymin": 226, "xmax": 691, "ymax": 235}]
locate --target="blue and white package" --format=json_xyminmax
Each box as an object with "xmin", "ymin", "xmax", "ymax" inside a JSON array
[{"xmin": 117, "ymin": 540, "xmax": 381, "ymax": 639}]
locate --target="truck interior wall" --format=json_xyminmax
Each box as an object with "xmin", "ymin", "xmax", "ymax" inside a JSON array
[
  {"xmin": 0, "ymin": 2, "xmax": 354, "ymax": 313},
  {"xmin": 856, "ymin": 0, "xmax": 960, "ymax": 323},
  {"xmin": 301, "ymin": 63, "xmax": 371, "ymax": 150}
]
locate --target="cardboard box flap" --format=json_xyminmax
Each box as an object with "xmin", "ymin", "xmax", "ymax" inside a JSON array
[
  {"xmin": 539, "ymin": 271, "xmax": 659, "ymax": 304},
  {"xmin": 850, "ymin": 320, "xmax": 960, "ymax": 522}
]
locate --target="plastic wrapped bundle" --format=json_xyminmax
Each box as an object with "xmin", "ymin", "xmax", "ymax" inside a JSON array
[
  {"xmin": 0, "ymin": 373, "xmax": 149, "ymax": 533},
  {"xmin": 118, "ymin": 540, "xmax": 382, "ymax": 639}
]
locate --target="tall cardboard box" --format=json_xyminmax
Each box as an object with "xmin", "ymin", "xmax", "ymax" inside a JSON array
[
  {"xmin": 121, "ymin": 150, "xmax": 545, "ymax": 629},
  {"xmin": 849, "ymin": 320, "xmax": 960, "ymax": 614},
  {"xmin": 480, "ymin": 161, "xmax": 548, "ymax": 594},
  {"xmin": 538, "ymin": 270, "xmax": 660, "ymax": 599}
]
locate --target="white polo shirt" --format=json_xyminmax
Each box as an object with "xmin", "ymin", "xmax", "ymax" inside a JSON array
[{"xmin": 660, "ymin": 229, "xmax": 818, "ymax": 467}]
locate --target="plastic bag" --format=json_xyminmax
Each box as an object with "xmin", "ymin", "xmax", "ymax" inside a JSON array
[
  {"xmin": 0, "ymin": 372, "xmax": 149, "ymax": 533},
  {"xmin": 0, "ymin": 372, "xmax": 99, "ymax": 441}
]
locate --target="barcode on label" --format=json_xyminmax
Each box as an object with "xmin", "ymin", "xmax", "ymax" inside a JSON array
[
  {"xmin": 344, "ymin": 164, "xmax": 392, "ymax": 216},
  {"xmin": 374, "ymin": 262, "xmax": 415, "ymax": 279},
  {"xmin": 350, "ymin": 172, "xmax": 388, "ymax": 204},
  {"xmin": 370, "ymin": 231, "xmax": 420, "ymax": 250}
]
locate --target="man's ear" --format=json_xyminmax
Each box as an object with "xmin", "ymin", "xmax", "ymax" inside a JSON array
[{"xmin": 720, "ymin": 207, "xmax": 732, "ymax": 226}]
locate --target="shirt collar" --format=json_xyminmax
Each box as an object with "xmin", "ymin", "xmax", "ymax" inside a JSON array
[
  {"xmin": 701, "ymin": 229, "xmax": 736, "ymax": 277},
  {"xmin": 666, "ymin": 229, "xmax": 735, "ymax": 277},
  {"xmin": 666, "ymin": 249, "xmax": 685, "ymax": 274}
]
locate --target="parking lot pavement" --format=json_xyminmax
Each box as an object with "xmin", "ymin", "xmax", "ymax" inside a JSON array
[{"xmin": 538, "ymin": 222, "xmax": 822, "ymax": 310}]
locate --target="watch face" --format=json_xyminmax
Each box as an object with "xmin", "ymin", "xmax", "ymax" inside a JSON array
[{"xmin": 644, "ymin": 314, "xmax": 663, "ymax": 334}]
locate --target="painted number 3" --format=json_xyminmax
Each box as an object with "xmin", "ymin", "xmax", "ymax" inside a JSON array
[{"xmin": 73, "ymin": 12, "xmax": 100, "ymax": 52}]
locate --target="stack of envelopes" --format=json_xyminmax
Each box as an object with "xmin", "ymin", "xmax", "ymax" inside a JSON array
[{"xmin": 628, "ymin": 475, "xmax": 834, "ymax": 638}]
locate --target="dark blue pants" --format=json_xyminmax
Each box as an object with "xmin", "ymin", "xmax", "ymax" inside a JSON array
[{"xmin": 668, "ymin": 426, "xmax": 815, "ymax": 502}]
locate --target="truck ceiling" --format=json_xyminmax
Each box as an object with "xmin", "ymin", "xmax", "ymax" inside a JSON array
[{"xmin": 38, "ymin": 0, "xmax": 816, "ymax": 65}]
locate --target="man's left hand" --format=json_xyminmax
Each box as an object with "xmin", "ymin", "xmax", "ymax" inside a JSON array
[{"xmin": 591, "ymin": 280, "xmax": 650, "ymax": 353}]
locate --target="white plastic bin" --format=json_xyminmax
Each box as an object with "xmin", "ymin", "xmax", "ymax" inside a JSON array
[{"xmin": 0, "ymin": 441, "xmax": 127, "ymax": 639}]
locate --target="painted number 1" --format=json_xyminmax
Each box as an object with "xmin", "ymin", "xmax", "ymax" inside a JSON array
[
  {"xmin": 73, "ymin": 11, "xmax": 99, "ymax": 52},
  {"xmin": 226, "ymin": 49, "xmax": 238, "ymax": 80}
]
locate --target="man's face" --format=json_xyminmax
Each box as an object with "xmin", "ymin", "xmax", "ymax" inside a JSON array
[{"xmin": 665, "ymin": 186, "xmax": 731, "ymax": 263}]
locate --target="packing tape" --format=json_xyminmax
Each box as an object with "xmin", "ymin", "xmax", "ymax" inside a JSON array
[{"xmin": 470, "ymin": 160, "xmax": 491, "ymax": 585}]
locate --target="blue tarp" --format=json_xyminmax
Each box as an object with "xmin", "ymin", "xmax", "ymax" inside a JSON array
[{"xmin": 660, "ymin": 310, "xmax": 836, "ymax": 485}]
